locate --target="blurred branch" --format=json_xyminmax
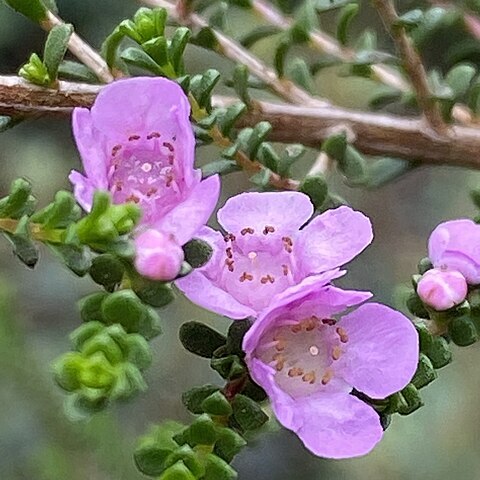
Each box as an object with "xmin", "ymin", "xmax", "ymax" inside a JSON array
[
  {"xmin": 3, "ymin": 76, "xmax": 480, "ymax": 170},
  {"xmin": 373, "ymin": 0, "xmax": 447, "ymax": 134},
  {"xmin": 139, "ymin": 0, "xmax": 329, "ymax": 107},
  {"xmin": 40, "ymin": 11, "xmax": 115, "ymax": 83}
]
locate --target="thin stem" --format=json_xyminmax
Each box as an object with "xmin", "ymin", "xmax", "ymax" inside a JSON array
[
  {"xmin": 3, "ymin": 76, "xmax": 480, "ymax": 169},
  {"xmin": 41, "ymin": 11, "xmax": 115, "ymax": 83},
  {"xmin": 372, "ymin": 0, "xmax": 447, "ymax": 134},
  {"xmin": 139, "ymin": 0, "xmax": 329, "ymax": 107},
  {"xmin": 0, "ymin": 217, "xmax": 63, "ymax": 242}
]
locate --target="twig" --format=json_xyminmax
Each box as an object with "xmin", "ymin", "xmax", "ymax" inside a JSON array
[
  {"xmin": 139, "ymin": 0, "xmax": 328, "ymax": 108},
  {"xmin": 372, "ymin": 0, "xmax": 447, "ymax": 134},
  {"xmin": 40, "ymin": 11, "xmax": 115, "ymax": 83},
  {"xmin": 3, "ymin": 76, "xmax": 480, "ymax": 170}
]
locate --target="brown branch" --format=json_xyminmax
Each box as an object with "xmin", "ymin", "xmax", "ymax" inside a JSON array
[
  {"xmin": 139, "ymin": 0, "xmax": 328, "ymax": 108},
  {"xmin": 40, "ymin": 11, "xmax": 115, "ymax": 83},
  {"xmin": 373, "ymin": 0, "xmax": 447, "ymax": 134},
  {"xmin": 3, "ymin": 76, "xmax": 480, "ymax": 171}
]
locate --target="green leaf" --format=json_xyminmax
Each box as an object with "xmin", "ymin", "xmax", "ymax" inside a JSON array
[
  {"xmin": 3, "ymin": 0, "xmax": 47, "ymax": 22},
  {"xmin": 142, "ymin": 36, "xmax": 172, "ymax": 72},
  {"xmin": 232, "ymin": 394, "xmax": 268, "ymax": 431},
  {"xmin": 274, "ymin": 37, "xmax": 291, "ymax": 77},
  {"xmin": 78, "ymin": 293, "xmax": 108, "ymax": 323},
  {"xmin": 226, "ymin": 319, "xmax": 251, "ymax": 355},
  {"xmin": 182, "ymin": 384, "xmax": 221, "ymax": 414},
  {"xmin": 240, "ymin": 25, "xmax": 281, "ymax": 48},
  {"xmin": 191, "ymin": 27, "xmax": 219, "ymax": 51},
  {"xmin": 300, "ymin": 174, "xmax": 328, "ymax": 209},
  {"xmin": 49, "ymin": 243, "xmax": 91, "ymax": 276},
  {"xmin": 396, "ymin": 384, "xmax": 423, "ymax": 416},
  {"xmin": 101, "ymin": 290, "xmax": 147, "ymax": 334},
  {"xmin": 58, "ymin": 61, "xmax": 98, "ymax": 83},
  {"xmin": 0, "ymin": 178, "xmax": 33, "ymax": 219},
  {"xmin": 43, "ymin": 23, "xmax": 74, "ymax": 81},
  {"xmin": 232, "ymin": 65, "xmax": 251, "ymax": 105},
  {"xmin": 201, "ymin": 391, "xmax": 233, "ymax": 416},
  {"xmin": 41, "ymin": 0, "xmax": 57, "ymax": 12},
  {"xmin": 411, "ymin": 353, "xmax": 437, "ymax": 389},
  {"xmin": 211, "ymin": 355, "xmax": 246, "ymax": 380},
  {"xmin": 278, "ymin": 144, "xmax": 306, "ymax": 177},
  {"xmin": 336, "ymin": 3, "xmax": 358, "ymax": 46},
  {"xmin": 164, "ymin": 445, "xmax": 205, "ymax": 478},
  {"xmin": 287, "ymin": 58, "xmax": 315, "ymax": 93},
  {"xmin": 159, "ymin": 461, "xmax": 196, "ymax": 480},
  {"xmin": 216, "ymin": 103, "xmax": 247, "ymax": 137},
  {"xmin": 133, "ymin": 280, "xmax": 175, "ymax": 308},
  {"xmin": 203, "ymin": 454, "xmax": 237, "ymax": 480},
  {"xmin": 120, "ymin": 47, "xmax": 164, "ymax": 75},
  {"xmin": 4, "ymin": 215, "xmax": 39, "ymax": 268},
  {"xmin": 186, "ymin": 414, "xmax": 218, "ymax": 445},
  {"xmin": 257, "ymin": 143, "xmax": 280, "ymax": 172},
  {"xmin": 202, "ymin": 159, "xmax": 240, "ymax": 178},
  {"xmin": 366, "ymin": 157, "xmax": 415, "ymax": 188},
  {"xmin": 179, "ymin": 321, "xmax": 227, "ymax": 358},
  {"xmin": 322, "ymin": 132, "xmax": 347, "ymax": 160},
  {"xmin": 315, "ymin": 0, "xmax": 356, "ymax": 13},
  {"xmin": 395, "ymin": 9, "xmax": 424, "ymax": 30},
  {"xmin": 445, "ymin": 63, "xmax": 476, "ymax": 98},
  {"xmin": 169, "ymin": 27, "xmax": 191, "ymax": 75},
  {"xmin": 89, "ymin": 254, "xmax": 124, "ymax": 289},
  {"xmin": 337, "ymin": 146, "xmax": 367, "ymax": 185},
  {"xmin": 291, "ymin": 0, "xmax": 318, "ymax": 43},
  {"xmin": 183, "ymin": 238, "xmax": 213, "ymax": 268},
  {"xmin": 190, "ymin": 69, "xmax": 221, "ymax": 109},
  {"xmin": 448, "ymin": 316, "xmax": 478, "ymax": 346},
  {"xmin": 214, "ymin": 427, "xmax": 247, "ymax": 463}
]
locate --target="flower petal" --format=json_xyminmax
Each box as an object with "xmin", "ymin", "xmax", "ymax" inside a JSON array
[
  {"xmin": 296, "ymin": 206, "xmax": 373, "ymax": 275},
  {"xmin": 428, "ymin": 219, "xmax": 480, "ymax": 283},
  {"xmin": 68, "ymin": 170, "xmax": 96, "ymax": 211},
  {"xmin": 176, "ymin": 270, "xmax": 257, "ymax": 319},
  {"xmin": 288, "ymin": 393, "xmax": 383, "ymax": 459},
  {"xmin": 337, "ymin": 303, "xmax": 419, "ymax": 399},
  {"xmin": 72, "ymin": 108, "xmax": 109, "ymax": 186},
  {"xmin": 154, "ymin": 175, "xmax": 221, "ymax": 245},
  {"xmin": 90, "ymin": 77, "xmax": 192, "ymax": 142},
  {"xmin": 216, "ymin": 191, "xmax": 313, "ymax": 250}
]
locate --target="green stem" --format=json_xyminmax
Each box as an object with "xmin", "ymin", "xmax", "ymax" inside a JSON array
[{"xmin": 0, "ymin": 217, "xmax": 64, "ymax": 243}]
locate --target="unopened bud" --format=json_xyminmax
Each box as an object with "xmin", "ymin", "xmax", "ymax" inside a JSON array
[
  {"xmin": 417, "ymin": 268, "xmax": 467, "ymax": 311},
  {"xmin": 134, "ymin": 229, "xmax": 184, "ymax": 281}
]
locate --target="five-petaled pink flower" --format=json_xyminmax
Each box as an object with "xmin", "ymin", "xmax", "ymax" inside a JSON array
[
  {"xmin": 176, "ymin": 191, "xmax": 373, "ymax": 319},
  {"xmin": 243, "ymin": 277, "xmax": 418, "ymax": 458},
  {"xmin": 69, "ymin": 77, "xmax": 220, "ymax": 280}
]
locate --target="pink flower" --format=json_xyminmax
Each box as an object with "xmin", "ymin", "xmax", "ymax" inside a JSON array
[
  {"xmin": 69, "ymin": 77, "xmax": 220, "ymax": 280},
  {"xmin": 417, "ymin": 268, "xmax": 468, "ymax": 311},
  {"xmin": 134, "ymin": 229, "xmax": 184, "ymax": 281},
  {"xmin": 243, "ymin": 278, "xmax": 418, "ymax": 459},
  {"xmin": 176, "ymin": 191, "xmax": 373, "ymax": 319},
  {"xmin": 428, "ymin": 219, "xmax": 480, "ymax": 284}
]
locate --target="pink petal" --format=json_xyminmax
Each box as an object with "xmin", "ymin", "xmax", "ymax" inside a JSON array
[
  {"xmin": 296, "ymin": 206, "xmax": 373, "ymax": 275},
  {"xmin": 216, "ymin": 191, "xmax": 313, "ymax": 250},
  {"xmin": 154, "ymin": 175, "xmax": 220, "ymax": 245},
  {"xmin": 289, "ymin": 393, "xmax": 383, "ymax": 459},
  {"xmin": 428, "ymin": 219, "xmax": 480, "ymax": 283},
  {"xmin": 176, "ymin": 270, "xmax": 257, "ymax": 319},
  {"xmin": 337, "ymin": 303, "xmax": 419, "ymax": 399},
  {"xmin": 68, "ymin": 170, "xmax": 96, "ymax": 211},
  {"xmin": 71, "ymin": 108, "xmax": 109, "ymax": 186},
  {"xmin": 90, "ymin": 77, "xmax": 192, "ymax": 143}
]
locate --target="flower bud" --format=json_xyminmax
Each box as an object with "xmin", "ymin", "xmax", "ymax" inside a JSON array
[
  {"xmin": 134, "ymin": 229, "xmax": 184, "ymax": 281},
  {"xmin": 417, "ymin": 268, "xmax": 468, "ymax": 311}
]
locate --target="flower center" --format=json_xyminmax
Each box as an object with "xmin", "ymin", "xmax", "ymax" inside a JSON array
[
  {"xmin": 108, "ymin": 133, "xmax": 181, "ymax": 223},
  {"xmin": 258, "ymin": 316, "xmax": 349, "ymax": 398},
  {"xmin": 220, "ymin": 227, "xmax": 296, "ymax": 310}
]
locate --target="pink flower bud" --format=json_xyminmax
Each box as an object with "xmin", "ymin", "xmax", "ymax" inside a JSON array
[
  {"xmin": 134, "ymin": 229, "xmax": 184, "ymax": 281},
  {"xmin": 417, "ymin": 268, "xmax": 468, "ymax": 311}
]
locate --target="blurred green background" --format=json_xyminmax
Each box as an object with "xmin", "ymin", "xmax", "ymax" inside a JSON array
[{"xmin": 2, "ymin": 1, "xmax": 480, "ymax": 479}]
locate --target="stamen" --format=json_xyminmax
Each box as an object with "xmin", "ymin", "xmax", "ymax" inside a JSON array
[
  {"xmin": 126, "ymin": 194, "xmax": 140, "ymax": 203},
  {"xmin": 282, "ymin": 236, "xmax": 293, "ymax": 253},
  {"xmin": 282, "ymin": 264, "xmax": 289, "ymax": 276},
  {"xmin": 304, "ymin": 317, "xmax": 317, "ymax": 331},
  {"xmin": 263, "ymin": 225, "xmax": 275, "ymax": 235},
  {"xmin": 146, "ymin": 132, "xmax": 161, "ymax": 139},
  {"xmin": 225, "ymin": 259, "xmax": 235, "ymax": 272},
  {"xmin": 288, "ymin": 367, "xmax": 304, "ymax": 377},
  {"xmin": 165, "ymin": 172, "xmax": 174, "ymax": 187},
  {"xmin": 322, "ymin": 318, "xmax": 336, "ymax": 326},
  {"xmin": 275, "ymin": 359, "xmax": 285, "ymax": 371},
  {"xmin": 128, "ymin": 134, "xmax": 141, "ymax": 141},
  {"xmin": 309, "ymin": 345, "xmax": 319, "ymax": 356},
  {"xmin": 275, "ymin": 339, "xmax": 286, "ymax": 351},
  {"xmin": 241, "ymin": 227, "xmax": 255, "ymax": 236},
  {"xmin": 336, "ymin": 327, "xmax": 349, "ymax": 343},
  {"xmin": 114, "ymin": 181, "xmax": 123, "ymax": 192},
  {"xmin": 163, "ymin": 142, "xmax": 175, "ymax": 152},
  {"xmin": 226, "ymin": 247, "xmax": 233, "ymax": 259},
  {"xmin": 239, "ymin": 272, "xmax": 254, "ymax": 282},
  {"xmin": 168, "ymin": 155, "xmax": 175, "ymax": 165},
  {"xmin": 260, "ymin": 275, "xmax": 275, "ymax": 284},
  {"xmin": 224, "ymin": 233, "xmax": 236, "ymax": 243},
  {"xmin": 146, "ymin": 187, "xmax": 158, "ymax": 197},
  {"xmin": 290, "ymin": 323, "xmax": 302, "ymax": 334},
  {"xmin": 321, "ymin": 369, "xmax": 334, "ymax": 385},
  {"xmin": 302, "ymin": 371, "xmax": 316, "ymax": 384},
  {"xmin": 332, "ymin": 346, "xmax": 342, "ymax": 361}
]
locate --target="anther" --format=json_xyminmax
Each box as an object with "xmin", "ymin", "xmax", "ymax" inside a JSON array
[
  {"xmin": 239, "ymin": 272, "xmax": 253, "ymax": 282},
  {"xmin": 146, "ymin": 132, "xmax": 161, "ymax": 140},
  {"xmin": 282, "ymin": 264, "xmax": 289, "ymax": 276},
  {"xmin": 241, "ymin": 227, "xmax": 255, "ymax": 236},
  {"xmin": 146, "ymin": 187, "xmax": 158, "ymax": 197},
  {"xmin": 128, "ymin": 134, "xmax": 141, "ymax": 141},
  {"xmin": 225, "ymin": 259, "xmax": 235, "ymax": 272},
  {"xmin": 263, "ymin": 225, "xmax": 275, "ymax": 235},
  {"xmin": 322, "ymin": 318, "xmax": 336, "ymax": 326},
  {"xmin": 224, "ymin": 233, "xmax": 236, "ymax": 243},
  {"xmin": 321, "ymin": 369, "xmax": 334, "ymax": 385},
  {"xmin": 163, "ymin": 142, "xmax": 175, "ymax": 152},
  {"xmin": 304, "ymin": 317, "xmax": 317, "ymax": 331},
  {"xmin": 165, "ymin": 172, "xmax": 174, "ymax": 187},
  {"xmin": 336, "ymin": 327, "xmax": 349, "ymax": 343},
  {"xmin": 291, "ymin": 323, "xmax": 302, "ymax": 334},
  {"xmin": 288, "ymin": 367, "xmax": 304, "ymax": 377},
  {"xmin": 302, "ymin": 371, "xmax": 316, "ymax": 384},
  {"xmin": 226, "ymin": 247, "xmax": 233, "ymax": 259},
  {"xmin": 114, "ymin": 181, "xmax": 123, "ymax": 192},
  {"xmin": 332, "ymin": 346, "xmax": 342, "ymax": 361},
  {"xmin": 168, "ymin": 155, "xmax": 175, "ymax": 165},
  {"xmin": 275, "ymin": 359, "xmax": 285, "ymax": 371},
  {"xmin": 260, "ymin": 275, "xmax": 275, "ymax": 284},
  {"xmin": 275, "ymin": 340, "xmax": 286, "ymax": 351},
  {"xmin": 126, "ymin": 194, "xmax": 140, "ymax": 204},
  {"xmin": 282, "ymin": 236, "xmax": 293, "ymax": 253},
  {"xmin": 111, "ymin": 144, "xmax": 122, "ymax": 156}
]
